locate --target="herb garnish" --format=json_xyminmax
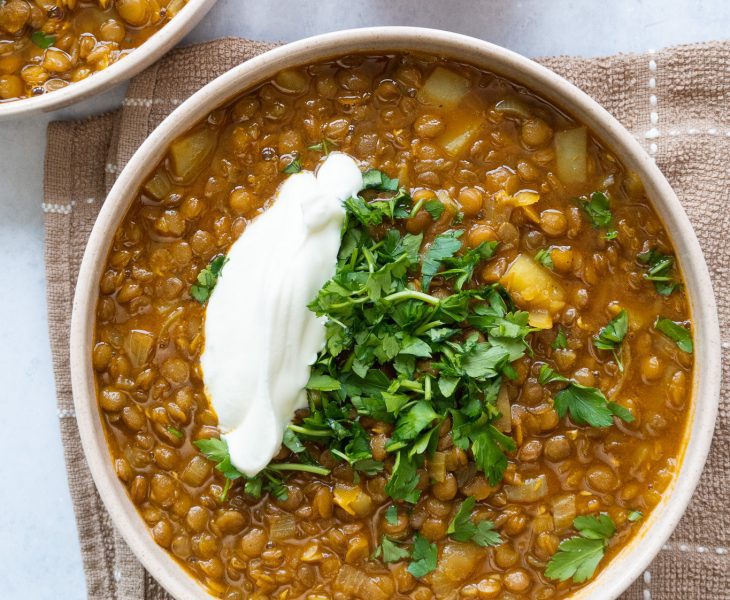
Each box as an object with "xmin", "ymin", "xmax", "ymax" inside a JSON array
[
  {"xmin": 539, "ymin": 366, "xmax": 634, "ymax": 427},
  {"xmin": 282, "ymin": 157, "xmax": 301, "ymax": 173},
  {"xmin": 293, "ymin": 169, "xmax": 529, "ymax": 503},
  {"xmin": 627, "ymin": 510, "xmax": 643, "ymax": 522},
  {"xmin": 546, "ymin": 514, "xmax": 617, "ymax": 583},
  {"xmin": 447, "ymin": 496, "xmax": 501, "ymax": 547},
  {"xmin": 593, "ymin": 310, "xmax": 629, "ymax": 372},
  {"xmin": 407, "ymin": 533, "xmax": 439, "ymax": 577},
  {"xmin": 579, "ymin": 192, "xmax": 617, "ymax": 240},
  {"xmin": 307, "ymin": 138, "xmax": 336, "ymax": 154},
  {"xmin": 374, "ymin": 536, "xmax": 411, "ymax": 563},
  {"xmin": 638, "ymin": 248, "xmax": 679, "ymax": 295},
  {"xmin": 655, "ymin": 317, "xmax": 693, "ymax": 353},
  {"xmin": 535, "ymin": 247, "xmax": 554, "ymax": 269},
  {"xmin": 552, "ymin": 328, "xmax": 568, "ymax": 350},
  {"xmin": 193, "ymin": 437, "xmax": 329, "ymax": 502},
  {"xmin": 190, "ymin": 255, "xmax": 228, "ymax": 303},
  {"xmin": 166, "ymin": 426, "xmax": 184, "ymax": 440},
  {"xmin": 31, "ymin": 31, "xmax": 56, "ymax": 49}
]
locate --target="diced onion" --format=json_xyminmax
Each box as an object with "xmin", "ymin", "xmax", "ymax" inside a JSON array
[
  {"xmin": 269, "ymin": 513, "xmax": 297, "ymax": 540},
  {"xmin": 504, "ymin": 474, "xmax": 548, "ymax": 503},
  {"xmin": 550, "ymin": 494, "xmax": 576, "ymax": 531},
  {"xmin": 430, "ymin": 451, "xmax": 447, "ymax": 483},
  {"xmin": 125, "ymin": 330, "xmax": 154, "ymax": 368},
  {"xmin": 494, "ymin": 387, "xmax": 512, "ymax": 433},
  {"xmin": 495, "ymin": 97, "xmax": 533, "ymax": 119}
]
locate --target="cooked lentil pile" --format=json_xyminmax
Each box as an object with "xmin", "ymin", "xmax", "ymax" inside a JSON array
[
  {"xmin": 0, "ymin": 0, "xmax": 189, "ymax": 101},
  {"xmin": 93, "ymin": 54, "xmax": 694, "ymax": 599}
]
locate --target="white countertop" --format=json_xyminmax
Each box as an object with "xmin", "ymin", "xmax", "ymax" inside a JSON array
[{"xmin": 0, "ymin": 1, "xmax": 727, "ymax": 598}]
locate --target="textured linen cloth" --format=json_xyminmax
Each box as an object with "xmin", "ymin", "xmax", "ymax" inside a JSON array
[{"xmin": 44, "ymin": 38, "xmax": 730, "ymax": 599}]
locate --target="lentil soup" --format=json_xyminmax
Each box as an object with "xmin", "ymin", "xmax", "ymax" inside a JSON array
[
  {"xmin": 93, "ymin": 53, "xmax": 694, "ymax": 599},
  {"xmin": 0, "ymin": 0, "xmax": 189, "ymax": 101}
]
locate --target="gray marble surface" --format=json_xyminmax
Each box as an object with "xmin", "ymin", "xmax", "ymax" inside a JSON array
[{"xmin": 0, "ymin": 1, "xmax": 727, "ymax": 598}]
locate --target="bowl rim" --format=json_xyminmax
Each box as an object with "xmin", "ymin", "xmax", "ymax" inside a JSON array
[
  {"xmin": 70, "ymin": 26, "xmax": 721, "ymax": 600},
  {"xmin": 0, "ymin": 0, "xmax": 217, "ymax": 120}
]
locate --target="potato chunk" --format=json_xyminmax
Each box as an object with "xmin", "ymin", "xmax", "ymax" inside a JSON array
[
  {"xmin": 554, "ymin": 126, "xmax": 587, "ymax": 184},
  {"xmin": 418, "ymin": 66, "xmax": 471, "ymax": 109},
  {"xmin": 500, "ymin": 254, "xmax": 565, "ymax": 328},
  {"xmin": 169, "ymin": 125, "xmax": 217, "ymax": 184},
  {"xmin": 437, "ymin": 97, "xmax": 486, "ymax": 158}
]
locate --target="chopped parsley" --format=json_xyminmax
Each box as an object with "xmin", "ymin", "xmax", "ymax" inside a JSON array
[
  {"xmin": 166, "ymin": 426, "xmax": 184, "ymax": 439},
  {"xmin": 627, "ymin": 510, "xmax": 643, "ymax": 522},
  {"xmin": 294, "ymin": 170, "xmax": 530, "ymax": 503},
  {"xmin": 282, "ymin": 157, "xmax": 301, "ymax": 173},
  {"xmin": 424, "ymin": 198, "xmax": 445, "ymax": 220},
  {"xmin": 407, "ymin": 533, "xmax": 439, "ymax": 578},
  {"xmin": 384, "ymin": 505, "xmax": 399, "ymax": 526},
  {"xmin": 579, "ymin": 191, "xmax": 617, "ymax": 240},
  {"xmin": 373, "ymin": 532, "xmax": 438, "ymax": 577},
  {"xmin": 374, "ymin": 536, "xmax": 410, "ymax": 563},
  {"xmin": 593, "ymin": 310, "xmax": 629, "ymax": 371},
  {"xmin": 546, "ymin": 514, "xmax": 617, "ymax": 583},
  {"xmin": 655, "ymin": 317, "xmax": 693, "ymax": 353},
  {"xmin": 447, "ymin": 496, "xmax": 501, "ymax": 546},
  {"xmin": 31, "ymin": 31, "xmax": 56, "ymax": 49},
  {"xmin": 552, "ymin": 328, "xmax": 568, "ymax": 350},
  {"xmin": 638, "ymin": 248, "xmax": 679, "ymax": 295},
  {"xmin": 193, "ymin": 437, "xmax": 329, "ymax": 502},
  {"xmin": 539, "ymin": 366, "xmax": 634, "ymax": 427},
  {"xmin": 307, "ymin": 138, "xmax": 336, "ymax": 154},
  {"xmin": 190, "ymin": 255, "xmax": 228, "ymax": 303},
  {"xmin": 535, "ymin": 247, "xmax": 554, "ymax": 269}
]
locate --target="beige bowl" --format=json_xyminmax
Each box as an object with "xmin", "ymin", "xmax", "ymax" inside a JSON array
[
  {"xmin": 70, "ymin": 27, "xmax": 721, "ymax": 600},
  {"xmin": 0, "ymin": 0, "xmax": 216, "ymax": 120}
]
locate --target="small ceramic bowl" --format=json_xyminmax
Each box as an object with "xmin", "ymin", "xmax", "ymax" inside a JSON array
[
  {"xmin": 70, "ymin": 27, "xmax": 721, "ymax": 600},
  {"xmin": 0, "ymin": 0, "xmax": 216, "ymax": 120}
]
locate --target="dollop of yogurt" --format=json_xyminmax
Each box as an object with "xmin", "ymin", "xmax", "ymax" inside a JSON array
[{"xmin": 200, "ymin": 152, "xmax": 363, "ymax": 476}]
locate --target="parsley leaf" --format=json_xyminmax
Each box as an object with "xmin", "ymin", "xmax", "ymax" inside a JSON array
[
  {"xmin": 282, "ymin": 157, "xmax": 301, "ymax": 173},
  {"xmin": 546, "ymin": 514, "xmax": 617, "ymax": 583},
  {"xmin": 638, "ymin": 248, "xmax": 679, "ymax": 295},
  {"xmin": 552, "ymin": 328, "xmax": 568, "ymax": 350},
  {"xmin": 31, "ymin": 31, "xmax": 56, "ymax": 49},
  {"xmin": 407, "ymin": 534, "xmax": 438, "ymax": 578},
  {"xmin": 362, "ymin": 169, "xmax": 399, "ymax": 192},
  {"xmin": 627, "ymin": 510, "xmax": 643, "ymax": 522},
  {"xmin": 471, "ymin": 425, "xmax": 517, "ymax": 485},
  {"xmin": 535, "ymin": 248, "xmax": 554, "ymax": 269},
  {"xmin": 424, "ymin": 198, "xmax": 445, "ymax": 220},
  {"xmin": 385, "ymin": 505, "xmax": 399, "ymax": 526},
  {"xmin": 421, "ymin": 230, "xmax": 463, "ymax": 290},
  {"xmin": 166, "ymin": 426, "xmax": 184, "ymax": 439},
  {"xmin": 539, "ymin": 366, "xmax": 634, "ymax": 427},
  {"xmin": 655, "ymin": 317, "xmax": 693, "ymax": 353},
  {"xmin": 307, "ymin": 139, "xmax": 336, "ymax": 154},
  {"xmin": 374, "ymin": 536, "xmax": 411, "ymax": 563},
  {"xmin": 190, "ymin": 255, "xmax": 228, "ymax": 303},
  {"xmin": 593, "ymin": 310, "xmax": 628, "ymax": 371},
  {"xmin": 385, "ymin": 451, "xmax": 421, "ymax": 503},
  {"xmin": 447, "ymin": 496, "xmax": 502, "ymax": 546},
  {"xmin": 579, "ymin": 191, "xmax": 617, "ymax": 239}
]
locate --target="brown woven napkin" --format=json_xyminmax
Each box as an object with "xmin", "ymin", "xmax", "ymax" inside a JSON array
[{"xmin": 44, "ymin": 38, "xmax": 729, "ymax": 600}]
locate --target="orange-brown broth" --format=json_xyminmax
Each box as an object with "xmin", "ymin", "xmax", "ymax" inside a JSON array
[{"xmin": 93, "ymin": 54, "xmax": 693, "ymax": 599}]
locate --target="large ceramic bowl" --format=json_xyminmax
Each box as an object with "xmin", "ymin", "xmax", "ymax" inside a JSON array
[
  {"xmin": 0, "ymin": 0, "xmax": 216, "ymax": 120},
  {"xmin": 70, "ymin": 27, "xmax": 721, "ymax": 600}
]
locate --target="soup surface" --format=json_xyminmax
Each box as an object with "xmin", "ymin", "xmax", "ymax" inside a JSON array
[
  {"xmin": 0, "ymin": 0, "xmax": 189, "ymax": 101},
  {"xmin": 93, "ymin": 54, "xmax": 694, "ymax": 599}
]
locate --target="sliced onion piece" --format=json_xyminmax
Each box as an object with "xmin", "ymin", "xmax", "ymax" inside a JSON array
[{"xmin": 504, "ymin": 474, "xmax": 548, "ymax": 503}]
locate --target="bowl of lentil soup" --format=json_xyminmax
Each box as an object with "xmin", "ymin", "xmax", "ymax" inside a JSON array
[
  {"xmin": 0, "ymin": 0, "xmax": 216, "ymax": 118},
  {"xmin": 70, "ymin": 27, "xmax": 720, "ymax": 600}
]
